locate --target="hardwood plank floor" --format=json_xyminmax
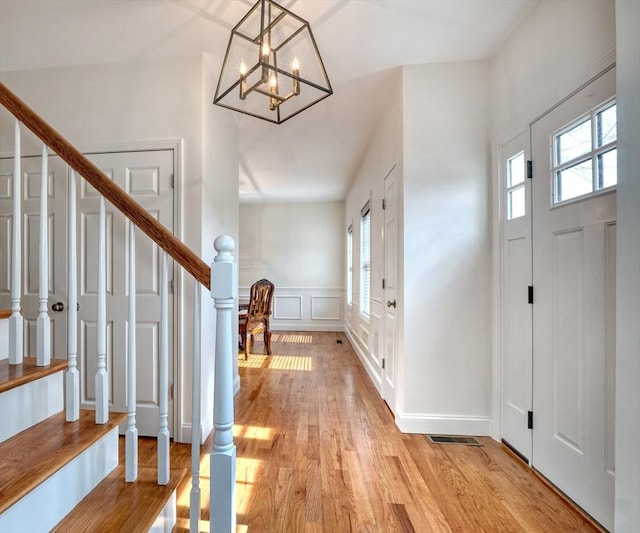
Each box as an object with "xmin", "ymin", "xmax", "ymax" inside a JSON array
[{"xmin": 136, "ymin": 331, "xmax": 602, "ymax": 532}]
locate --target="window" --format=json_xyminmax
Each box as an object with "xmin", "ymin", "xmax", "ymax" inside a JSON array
[
  {"xmin": 360, "ymin": 203, "xmax": 371, "ymax": 316},
  {"xmin": 346, "ymin": 225, "xmax": 353, "ymax": 306},
  {"xmin": 553, "ymin": 100, "xmax": 617, "ymax": 204},
  {"xmin": 506, "ymin": 151, "xmax": 526, "ymax": 219}
]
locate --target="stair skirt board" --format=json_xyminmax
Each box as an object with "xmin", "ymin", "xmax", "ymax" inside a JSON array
[
  {"xmin": 0, "ymin": 427, "xmax": 119, "ymax": 533},
  {"xmin": 0, "ymin": 370, "xmax": 64, "ymax": 443}
]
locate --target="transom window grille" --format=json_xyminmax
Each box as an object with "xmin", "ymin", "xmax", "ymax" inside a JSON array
[
  {"xmin": 553, "ymin": 100, "xmax": 617, "ymax": 204},
  {"xmin": 360, "ymin": 203, "xmax": 371, "ymax": 317},
  {"xmin": 347, "ymin": 225, "xmax": 353, "ymax": 306},
  {"xmin": 506, "ymin": 151, "xmax": 526, "ymax": 220}
]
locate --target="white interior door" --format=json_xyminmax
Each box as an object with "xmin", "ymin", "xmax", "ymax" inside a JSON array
[
  {"xmin": 0, "ymin": 155, "xmax": 67, "ymax": 359},
  {"xmin": 500, "ymin": 131, "xmax": 533, "ymax": 462},
  {"xmin": 531, "ymin": 67, "xmax": 616, "ymax": 529},
  {"xmin": 382, "ymin": 166, "xmax": 398, "ymax": 412},
  {"xmin": 77, "ymin": 150, "xmax": 175, "ymax": 437}
]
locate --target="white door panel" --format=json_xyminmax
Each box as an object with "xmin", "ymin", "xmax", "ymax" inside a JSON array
[
  {"xmin": 382, "ymin": 166, "xmax": 398, "ymax": 412},
  {"xmin": 531, "ymin": 67, "xmax": 615, "ymax": 530},
  {"xmin": 78, "ymin": 150, "xmax": 174, "ymax": 437},
  {"xmin": 0, "ymin": 155, "xmax": 67, "ymax": 359},
  {"xmin": 500, "ymin": 131, "xmax": 533, "ymax": 461}
]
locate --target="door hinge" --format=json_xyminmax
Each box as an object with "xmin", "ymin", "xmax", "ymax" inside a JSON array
[
  {"xmin": 382, "ymin": 198, "xmax": 386, "ymax": 210},
  {"xmin": 528, "ymin": 285, "xmax": 534, "ymax": 304},
  {"xmin": 527, "ymin": 410, "xmax": 533, "ymax": 429},
  {"xmin": 382, "ymin": 278, "xmax": 386, "ymax": 289},
  {"xmin": 170, "ymin": 279, "xmax": 174, "ymax": 294},
  {"xmin": 170, "ymin": 174, "xmax": 175, "ymax": 188},
  {"xmin": 381, "ymin": 358, "xmax": 386, "ymax": 370},
  {"xmin": 526, "ymin": 160, "xmax": 533, "ymax": 179},
  {"xmin": 170, "ymin": 384, "xmax": 174, "ymax": 401}
]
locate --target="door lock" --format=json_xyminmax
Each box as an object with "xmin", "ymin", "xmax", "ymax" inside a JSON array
[
  {"xmin": 386, "ymin": 299, "xmax": 396, "ymax": 308},
  {"xmin": 51, "ymin": 302, "xmax": 65, "ymax": 312}
]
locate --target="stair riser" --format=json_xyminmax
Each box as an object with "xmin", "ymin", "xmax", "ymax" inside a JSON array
[
  {"xmin": 0, "ymin": 370, "xmax": 63, "ymax": 443},
  {"xmin": 150, "ymin": 492, "xmax": 177, "ymax": 533},
  {"xmin": 0, "ymin": 427, "xmax": 119, "ymax": 532}
]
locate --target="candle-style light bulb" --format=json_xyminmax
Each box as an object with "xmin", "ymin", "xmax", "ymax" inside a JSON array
[
  {"xmin": 291, "ymin": 58, "xmax": 300, "ymax": 96},
  {"xmin": 239, "ymin": 61, "xmax": 248, "ymax": 100},
  {"xmin": 261, "ymin": 42, "xmax": 270, "ymax": 82},
  {"xmin": 269, "ymin": 74, "xmax": 279, "ymax": 110}
]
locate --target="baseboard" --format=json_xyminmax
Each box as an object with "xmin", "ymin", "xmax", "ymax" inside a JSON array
[
  {"xmin": 179, "ymin": 412, "xmax": 214, "ymax": 444},
  {"xmin": 344, "ymin": 328, "xmax": 381, "ymax": 394},
  {"xmin": 395, "ymin": 411, "xmax": 493, "ymax": 436}
]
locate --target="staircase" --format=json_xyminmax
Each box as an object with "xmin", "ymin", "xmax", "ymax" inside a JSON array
[{"xmin": 0, "ymin": 82, "xmax": 238, "ymax": 532}]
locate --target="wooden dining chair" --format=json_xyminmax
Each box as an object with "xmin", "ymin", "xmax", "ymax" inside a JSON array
[{"xmin": 238, "ymin": 279, "xmax": 274, "ymax": 359}]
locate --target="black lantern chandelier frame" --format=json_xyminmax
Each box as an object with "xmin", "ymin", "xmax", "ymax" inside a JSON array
[{"xmin": 213, "ymin": 0, "xmax": 333, "ymax": 124}]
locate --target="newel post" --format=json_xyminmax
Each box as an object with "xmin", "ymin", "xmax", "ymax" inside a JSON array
[{"xmin": 210, "ymin": 235, "xmax": 237, "ymax": 533}]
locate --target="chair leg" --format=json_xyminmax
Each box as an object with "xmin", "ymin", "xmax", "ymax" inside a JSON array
[
  {"xmin": 264, "ymin": 320, "xmax": 271, "ymax": 355},
  {"xmin": 244, "ymin": 333, "xmax": 249, "ymax": 360}
]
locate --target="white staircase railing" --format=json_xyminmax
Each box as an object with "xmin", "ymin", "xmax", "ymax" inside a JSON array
[{"xmin": 0, "ymin": 82, "xmax": 237, "ymax": 532}]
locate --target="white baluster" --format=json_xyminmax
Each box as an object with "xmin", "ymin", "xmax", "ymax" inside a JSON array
[
  {"xmin": 158, "ymin": 251, "xmax": 170, "ymax": 485},
  {"xmin": 126, "ymin": 222, "xmax": 138, "ymax": 482},
  {"xmin": 9, "ymin": 119, "xmax": 23, "ymax": 365},
  {"xmin": 210, "ymin": 235, "xmax": 237, "ymax": 533},
  {"xmin": 66, "ymin": 169, "xmax": 79, "ymax": 421},
  {"xmin": 190, "ymin": 281, "xmax": 201, "ymax": 531},
  {"xmin": 95, "ymin": 195, "xmax": 108, "ymax": 424},
  {"xmin": 36, "ymin": 143, "xmax": 51, "ymax": 367}
]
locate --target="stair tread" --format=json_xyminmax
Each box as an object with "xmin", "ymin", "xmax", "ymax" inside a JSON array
[
  {"xmin": 0, "ymin": 409, "xmax": 126, "ymax": 515},
  {"xmin": 0, "ymin": 356, "xmax": 68, "ymax": 394},
  {"xmin": 51, "ymin": 465, "xmax": 187, "ymax": 533}
]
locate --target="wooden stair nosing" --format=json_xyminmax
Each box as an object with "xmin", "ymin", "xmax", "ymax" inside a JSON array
[
  {"xmin": 0, "ymin": 410, "xmax": 126, "ymax": 515},
  {"xmin": 0, "ymin": 356, "xmax": 68, "ymax": 394},
  {"xmin": 51, "ymin": 465, "xmax": 188, "ymax": 533}
]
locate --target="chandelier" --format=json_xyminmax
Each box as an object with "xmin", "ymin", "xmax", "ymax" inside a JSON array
[{"xmin": 213, "ymin": 0, "xmax": 333, "ymax": 124}]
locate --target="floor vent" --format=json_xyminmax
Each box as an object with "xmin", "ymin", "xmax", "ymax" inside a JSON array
[
  {"xmin": 427, "ymin": 435, "xmax": 482, "ymax": 446},
  {"xmin": 336, "ymin": 339, "xmax": 343, "ymax": 344}
]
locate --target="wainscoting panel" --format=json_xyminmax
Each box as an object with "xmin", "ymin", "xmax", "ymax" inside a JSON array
[
  {"xmin": 239, "ymin": 287, "xmax": 344, "ymax": 332},
  {"xmin": 274, "ymin": 296, "xmax": 302, "ymax": 321}
]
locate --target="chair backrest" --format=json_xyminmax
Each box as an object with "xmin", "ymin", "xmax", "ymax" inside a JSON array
[{"xmin": 248, "ymin": 279, "xmax": 274, "ymax": 321}]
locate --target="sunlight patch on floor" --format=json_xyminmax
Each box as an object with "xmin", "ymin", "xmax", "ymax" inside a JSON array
[
  {"xmin": 236, "ymin": 456, "xmax": 264, "ymax": 515},
  {"xmin": 239, "ymin": 353, "xmax": 314, "ymax": 371},
  {"xmin": 239, "ymin": 353, "xmax": 315, "ymax": 371},
  {"xmin": 270, "ymin": 333, "xmax": 313, "ymax": 343},
  {"xmin": 233, "ymin": 424, "xmax": 274, "ymax": 440}
]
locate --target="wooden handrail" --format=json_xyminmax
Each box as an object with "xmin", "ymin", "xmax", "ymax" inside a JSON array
[
  {"xmin": 0, "ymin": 309, "xmax": 13, "ymax": 320},
  {"xmin": 0, "ymin": 82, "xmax": 211, "ymax": 288}
]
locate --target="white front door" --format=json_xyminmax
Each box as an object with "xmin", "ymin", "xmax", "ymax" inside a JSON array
[
  {"xmin": 382, "ymin": 166, "xmax": 398, "ymax": 412},
  {"xmin": 77, "ymin": 149, "xmax": 175, "ymax": 437},
  {"xmin": 0, "ymin": 155, "xmax": 68, "ymax": 359},
  {"xmin": 531, "ymin": 67, "xmax": 616, "ymax": 529},
  {"xmin": 500, "ymin": 131, "xmax": 533, "ymax": 462}
]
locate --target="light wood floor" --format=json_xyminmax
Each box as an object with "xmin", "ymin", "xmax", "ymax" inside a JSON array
[{"xmin": 136, "ymin": 331, "xmax": 602, "ymax": 532}]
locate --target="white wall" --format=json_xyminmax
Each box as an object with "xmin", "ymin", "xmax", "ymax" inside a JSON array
[
  {"xmin": 399, "ymin": 62, "xmax": 493, "ymax": 435},
  {"xmin": 615, "ymin": 1, "xmax": 640, "ymax": 529},
  {"xmin": 490, "ymin": 0, "xmax": 616, "ymax": 140},
  {"xmin": 344, "ymin": 68, "xmax": 403, "ymax": 392},
  {"xmin": 0, "ymin": 54, "xmax": 239, "ymax": 443},
  {"xmin": 238, "ymin": 201, "xmax": 344, "ymax": 331}
]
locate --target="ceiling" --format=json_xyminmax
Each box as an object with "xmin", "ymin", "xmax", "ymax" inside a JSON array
[{"xmin": 0, "ymin": 0, "xmax": 537, "ymax": 203}]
